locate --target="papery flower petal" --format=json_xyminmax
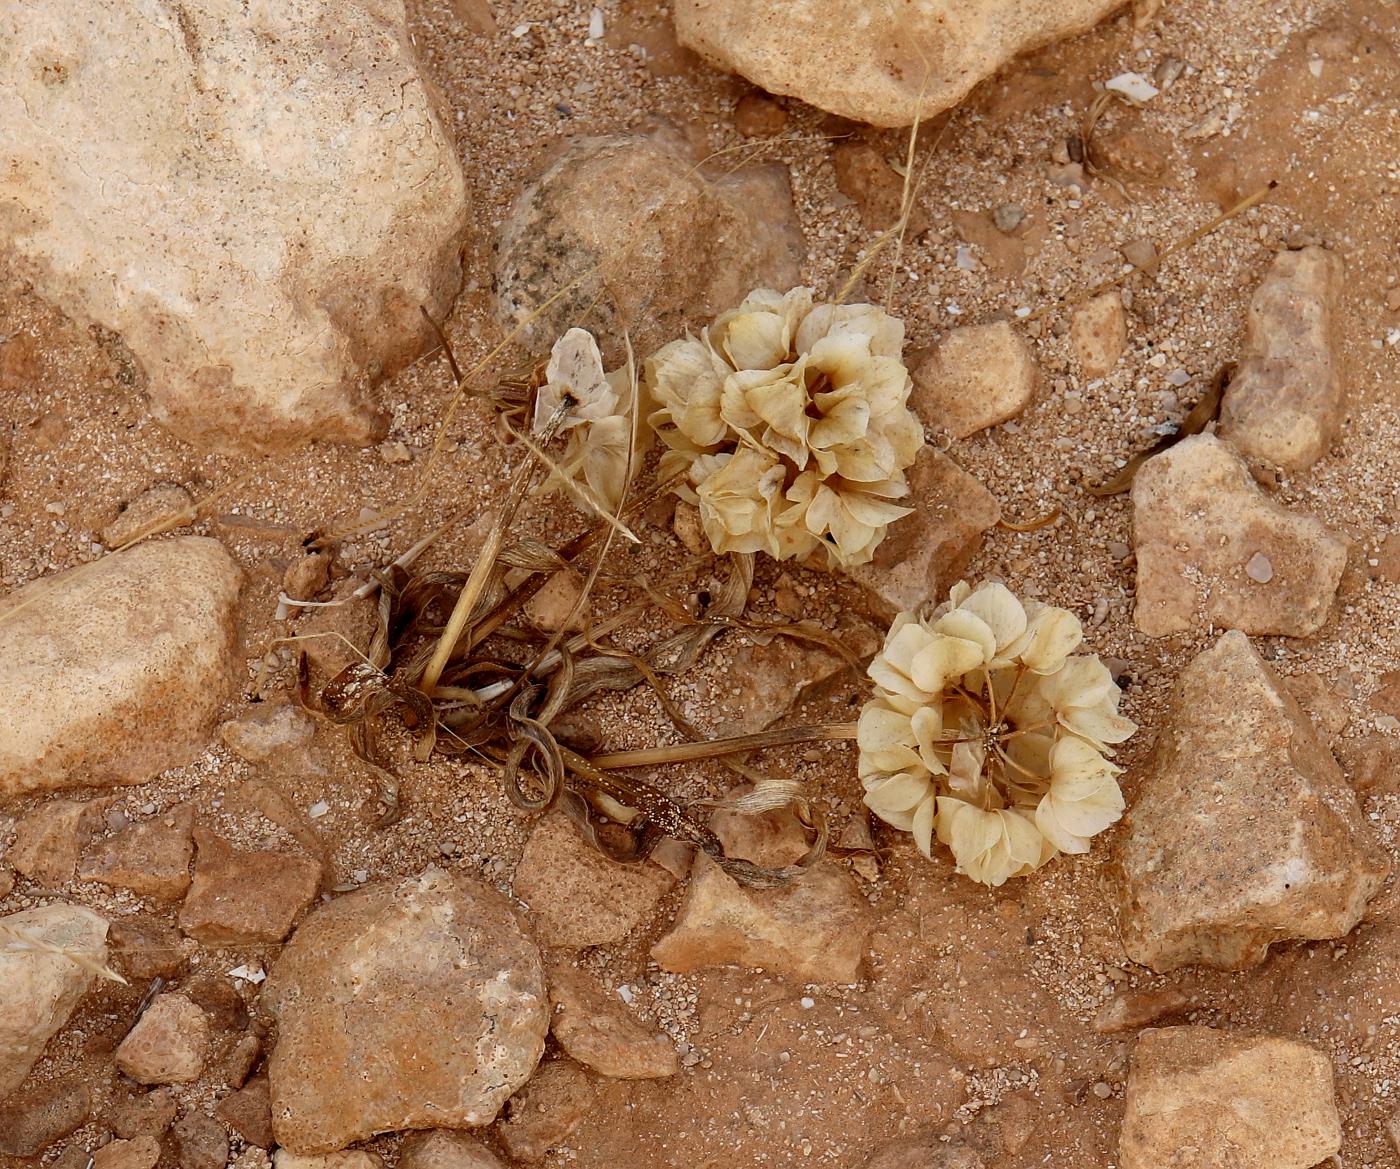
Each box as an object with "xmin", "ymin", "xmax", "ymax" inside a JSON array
[
  {"xmin": 909, "ymin": 704, "xmax": 949, "ymax": 776},
  {"xmin": 957, "ymin": 582, "xmax": 1029, "ymax": 655},
  {"xmin": 909, "ymin": 634, "xmax": 985, "ymax": 695},
  {"xmin": 911, "ymin": 795, "xmax": 936, "ymax": 859},
  {"xmin": 1005, "ymin": 603, "xmax": 1084, "ymax": 672},
  {"xmin": 932, "ymin": 609, "xmax": 998, "ymax": 666},
  {"xmin": 863, "ymin": 771, "xmax": 933, "ymax": 815}
]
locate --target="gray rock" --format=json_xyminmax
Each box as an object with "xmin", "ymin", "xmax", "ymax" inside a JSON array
[
  {"xmin": 0, "ymin": 0, "xmax": 467, "ymax": 452},
  {"xmin": 1120, "ymin": 1027, "xmax": 1340, "ymax": 1169},
  {"xmin": 0, "ymin": 904, "xmax": 109, "ymax": 1097},
  {"xmin": 1131, "ymin": 435, "xmax": 1346, "ymax": 637},
  {"xmin": 1117, "ymin": 632, "xmax": 1388, "ymax": 971},
  {"xmin": 1220, "ymin": 247, "xmax": 1346, "ymax": 470},
  {"xmin": 264, "ymin": 869, "xmax": 548, "ymax": 1153},
  {"xmin": 494, "ymin": 130, "xmax": 803, "ymax": 363},
  {"xmin": 0, "ymin": 537, "xmax": 242, "ymax": 797}
]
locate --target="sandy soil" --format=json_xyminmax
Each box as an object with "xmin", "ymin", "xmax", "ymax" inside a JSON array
[{"xmin": 2, "ymin": 0, "xmax": 1399, "ymax": 1166}]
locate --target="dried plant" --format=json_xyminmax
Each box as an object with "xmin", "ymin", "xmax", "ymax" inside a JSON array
[
  {"xmin": 645, "ymin": 287, "xmax": 923, "ymax": 568},
  {"xmin": 858, "ymin": 581, "xmax": 1136, "ymax": 886}
]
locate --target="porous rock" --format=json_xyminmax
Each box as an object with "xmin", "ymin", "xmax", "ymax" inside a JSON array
[
  {"xmin": 513, "ymin": 812, "xmax": 674, "ymax": 949},
  {"xmin": 910, "ymin": 321, "xmax": 1038, "ymax": 438},
  {"xmin": 273, "ymin": 1153, "xmax": 383, "ymax": 1169},
  {"xmin": 7, "ymin": 798, "xmax": 110, "ymax": 886},
  {"xmin": 1070, "ymin": 292, "xmax": 1128, "ymax": 379},
  {"xmin": 0, "ymin": 538, "xmax": 242, "ymax": 796},
  {"xmin": 674, "ymin": 0, "xmax": 1131, "ymax": 127},
  {"xmin": 79, "ymin": 806, "xmax": 195, "ymax": 900},
  {"xmin": 219, "ymin": 704, "xmax": 317, "ymax": 766},
  {"xmin": 846, "ymin": 446, "xmax": 1001, "ymax": 621},
  {"xmin": 1093, "ymin": 988, "xmax": 1189, "ymax": 1034},
  {"xmin": 0, "ymin": 1080, "xmax": 90, "ymax": 1156},
  {"xmin": 547, "ymin": 964, "xmax": 679, "ymax": 1079},
  {"xmin": 92, "ymin": 1136, "xmax": 162, "ymax": 1169},
  {"xmin": 495, "ymin": 1059, "xmax": 593, "ymax": 1164},
  {"xmin": 106, "ymin": 1087, "xmax": 177, "ymax": 1139},
  {"xmin": 0, "ymin": 903, "xmax": 108, "ymax": 1098},
  {"xmin": 1220, "ymin": 247, "xmax": 1346, "ymax": 470},
  {"xmin": 217, "ymin": 1076, "xmax": 274, "ymax": 1149},
  {"xmin": 178, "ymin": 827, "xmax": 322, "ymax": 945},
  {"xmin": 171, "ymin": 1110, "xmax": 229, "ymax": 1169},
  {"xmin": 1120, "ymin": 1027, "xmax": 1341, "ymax": 1169},
  {"xmin": 263, "ymin": 868, "xmax": 548, "ymax": 1153},
  {"xmin": 399, "ymin": 1130, "xmax": 508, "ymax": 1169},
  {"xmin": 0, "ymin": 0, "xmax": 467, "ymax": 452},
  {"xmin": 1131, "ymin": 435, "xmax": 1346, "ymax": 637},
  {"xmin": 1117, "ymin": 632, "xmax": 1387, "ymax": 972},
  {"xmin": 114, "ymin": 993, "xmax": 211, "ymax": 1085},
  {"xmin": 494, "ymin": 130, "xmax": 803, "ymax": 362}
]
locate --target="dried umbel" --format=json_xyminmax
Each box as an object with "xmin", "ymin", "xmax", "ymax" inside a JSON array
[
  {"xmin": 644, "ymin": 287, "xmax": 924, "ymax": 567},
  {"xmin": 532, "ymin": 328, "xmax": 642, "ymax": 513},
  {"xmin": 858, "ymin": 581, "xmax": 1136, "ymax": 886}
]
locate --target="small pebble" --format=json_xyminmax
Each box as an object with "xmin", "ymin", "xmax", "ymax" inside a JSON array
[
  {"xmin": 800, "ymin": 996, "xmax": 816, "ymax": 1009},
  {"xmin": 307, "ymin": 801, "xmax": 330, "ymax": 819},
  {"xmin": 992, "ymin": 203, "xmax": 1024, "ymax": 233},
  {"xmin": 1105, "ymin": 71, "xmax": 1159, "ymax": 103},
  {"xmin": 1091, "ymin": 1081, "xmax": 1114, "ymax": 1099},
  {"xmin": 1246, "ymin": 552, "xmax": 1275, "ymax": 583}
]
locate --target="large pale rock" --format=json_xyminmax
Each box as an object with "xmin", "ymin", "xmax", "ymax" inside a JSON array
[
  {"xmin": 1117, "ymin": 632, "xmax": 1387, "ymax": 972},
  {"xmin": 494, "ymin": 131, "xmax": 803, "ymax": 362},
  {"xmin": 1130, "ymin": 435, "xmax": 1346, "ymax": 637},
  {"xmin": 1120, "ymin": 1027, "xmax": 1341, "ymax": 1169},
  {"xmin": 0, "ymin": 903, "xmax": 109, "ymax": 1098},
  {"xmin": 910, "ymin": 322, "xmax": 1038, "ymax": 438},
  {"xmin": 674, "ymin": 0, "xmax": 1129, "ymax": 128},
  {"xmin": 1220, "ymin": 248, "xmax": 1346, "ymax": 470},
  {"xmin": 263, "ymin": 869, "xmax": 548, "ymax": 1153},
  {"xmin": 0, "ymin": 0, "xmax": 466, "ymax": 453},
  {"xmin": 846, "ymin": 446, "xmax": 1000, "ymax": 621},
  {"xmin": 0, "ymin": 538, "xmax": 242, "ymax": 797}
]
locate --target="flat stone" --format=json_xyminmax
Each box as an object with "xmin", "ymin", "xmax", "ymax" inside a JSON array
[
  {"xmin": 0, "ymin": 537, "xmax": 242, "ymax": 796},
  {"xmin": 910, "ymin": 321, "xmax": 1038, "ymax": 438},
  {"xmin": 0, "ymin": 1080, "xmax": 90, "ymax": 1156},
  {"xmin": 273, "ymin": 1154, "xmax": 383, "ymax": 1169},
  {"xmin": 674, "ymin": 0, "xmax": 1126, "ymax": 127},
  {"xmin": 1071, "ymin": 292, "xmax": 1129, "ymax": 379},
  {"xmin": 106, "ymin": 1087, "xmax": 177, "ymax": 1139},
  {"xmin": 8, "ymin": 798, "xmax": 110, "ymax": 886},
  {"xmin": 219, "ymin": 704, "xmax": 317, "ymax": 766},
  {"xmin": 115, "ymin": 993, "xmax": 211, "ymax": 1085},
  {"xmin": 1093, "ymin": 988, "xmax": 1189, "ymax": 1034},
  {"xmin": 0, "ymin": 0, "xmax": 466, "ymax": 452},
  {"xmin": 178, "ymin": 828, "xmax": 322, "ymax": 946},
  {"xmin": 495, "ymin": 1059, "xmax": 594, "ymax": 1164},
  {"xmin": 171, "ymin": 1110, "xmax": 229, "ymax": 1169},
  {"xmin": 1117, "ymin": 632, "xmax": 1388, "ymax": 972},
  {"xmin": 79, "ymin": 806, "xmax": 195, "ymax": 900},
  {"xmin": 399, "ymin": 1130, "xmax": 508, "ymax": 1169},
  {"xmin": 0, "ymin": 903, "xmax": 108, "ymax": 1098},
  {"xmin": 217, "ymin": 1076, "xmax": 274, "ymax": 1149},
  {"xmin": 263, "ymin": 869, "xmax": 548, "ymax": 1153},
  {"xmin": 102, "ymin": 485, "xmax": 197, "ymax": 550},
  {"xmin": 512, "ymin": 812, "xmax": 674, "ymax": 950},
  {"xmin": 547, "ymin": 964, "xmax": 679, "ymax": 1079},
  {"xmin": 733, "ymin": 92, "xmax": 789, "ymax": 138},
  {"xmin": 1131, "ymin": 435, "xmax": 1347, "ymax": 637},
  {"xmin": 846, "ymin": 446, "xmax": 1001, "ymax": 622},
  {"xmin": 108, "ymin": 916, "xmax": 188, "ymax": 984},
  {"xmin": 494, "ymin": 129, "xmax": 803, "ymax": 363},
  {"xmin": 1120, "ymin": 1027, "xmax": 1341, "ymax": 1169},
  {"xmin": 92, "ymin": 1136, "xmax": 162, "ymax": 1169},
  {"xmin": 1220, "ymin": 247, "xmax": 1346, "ymax": 470},
  {"xmin": 522, "ymin": 569, "xmax": 588, "ymax": 634}
]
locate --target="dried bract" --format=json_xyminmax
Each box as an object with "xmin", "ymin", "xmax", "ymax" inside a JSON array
[
  {"xmin": 858, "ymin": 581, "xmax": 1135, "ymax": 886},
  {"xmin": 645, "ymin": 287, "xmax": 924, "ymax": 567}
]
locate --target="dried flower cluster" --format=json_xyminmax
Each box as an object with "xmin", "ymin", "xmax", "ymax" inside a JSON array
[
  {"xmin": 858, "ymin": 582, "xmax": 1136, "ymax": 886},
  {"xmin": 642, "ymin": 287, "xmax": 924, "ymax": 567},
  {"xmin": 531, "ymin": 328, "xmax": 642, "ymax": 513}
]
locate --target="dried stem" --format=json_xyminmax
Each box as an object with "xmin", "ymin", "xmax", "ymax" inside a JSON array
[{"xmin": 589, "ymin": 722, "xmax": 859, "ymax": 769}]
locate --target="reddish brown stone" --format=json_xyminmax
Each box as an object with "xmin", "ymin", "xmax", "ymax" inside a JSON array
[
  {"xmin": 217, "ymin": 1075, "xmax": 274, "ymax": 1149},
  {"xmin": 178, "ymin": 828, "xmax": 321, "ymax": 945},
  {"xmin": 80, "ymin": 807, "xmax": 194, "ymax": 900}
]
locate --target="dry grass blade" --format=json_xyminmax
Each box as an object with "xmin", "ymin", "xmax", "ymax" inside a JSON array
[{"xmin": 589, "ymin": 722, "xmax": 859, "ymax": 769}]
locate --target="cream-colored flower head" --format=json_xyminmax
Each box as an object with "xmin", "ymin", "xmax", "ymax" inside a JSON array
[
  {"xmin": 533, "ymin": 328, "xmax": 645, "ymax": 512},
  {"xmin": 857, "ymin": 581, "xmax": 1135, "ymax": 887},
  {"xmin": 645, "ymin": 287, "xmax": 924, "ymax": 568}
]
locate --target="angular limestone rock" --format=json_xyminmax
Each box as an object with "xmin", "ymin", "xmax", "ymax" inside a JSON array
[
  {"xmin": 674, "ymin": 0, "xmax": 1131, "ymax": 128},
  {"xmin": 547, "ymin": 965, "xmax": 678, "ymax": 1080},
  {"xmin": 846, "ymin": 446, "xmax": 1000, "ymax": 621},
  {"xmin": 494, "ymin": 131, "xmax": 803, "ymax": 362},
  {"xmin": 1131, "ymin": 435, "xmax": 1346, "ymax": 637},
  {"xmin": 0, "ymin": 0, "xmax": 467, "ymax": 452},
  {"xmin": 1120, "ymin": 1027, "xmax": 1341, "ymax": 1169},
  {"xmin": 1220, "ymin": 247, "xmax": 1346, "ymax": 471},
  {"xmin": 0, "ymin": 903, "xmax": 109, "ymax": 1098},
  {"xmin": 910, "ymin": 321, "xmax": 1038, "ymax": 438},
  {"xmin": 264, "ymin": 869, "xmax": 547, "ymax": 1153},
  {"xmin": 0, "ymin": 537, "xmax": 242, "ymax": 796},
  {"xmin": 1070, "ymin": 292, "xmax": 1128, "ymax": 379},
  {"xmin": 1117, "ymin": 632, "xmax": 1388, "ymax": 972}
]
